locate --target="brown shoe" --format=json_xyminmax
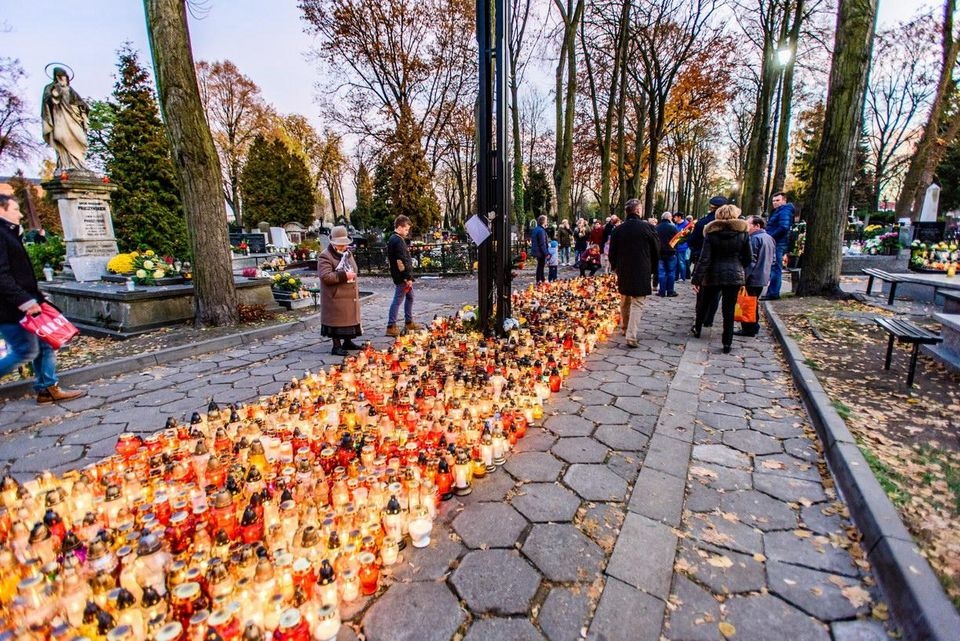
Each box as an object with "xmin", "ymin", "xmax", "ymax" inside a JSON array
[
  {"xmin": 385, "ymin": 325, "xmax": 403, "ymax": 337},
  {"xmin": 37, "ymin": 385, "xmax": 87, "ymax": 404},
  {"xmin": 405, "ymin": 322, "xmax": 423, "ymax": 331}
]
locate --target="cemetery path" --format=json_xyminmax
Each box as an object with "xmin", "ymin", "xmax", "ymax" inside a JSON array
[{"xmin": 0, "ymin": 274, "xmax": 893, "ymax": 641}]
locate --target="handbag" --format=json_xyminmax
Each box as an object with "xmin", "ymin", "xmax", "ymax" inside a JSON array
[
  {"xmin": 734, "ymin": 287, "xmax": 758, "ymax": 324},
  {"xmin": 19, "ymin": 303, "xmax": 80, "ymax": 349}
]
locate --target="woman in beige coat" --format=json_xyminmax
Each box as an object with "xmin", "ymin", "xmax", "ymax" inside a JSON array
[{"xmin": 318, "ymin": 226, "xmax": 362, "ymax": 356}]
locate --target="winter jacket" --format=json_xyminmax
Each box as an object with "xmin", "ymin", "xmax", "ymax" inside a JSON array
[
  {"xmin": 573, "ymin": 227, "xmax": 589, "ymax": 252},
  {"xmin": 589, "ymin": 224, "xmax": 604, "ymax": 246},
  {"xmin": 691, "ymin": 218, "xmax": 752, "ymax": 288},
  {"xmin": 387, "ymin": 233, "xmax": 413, "ymax": 284},
  {"xmin": 608, "ymin": 216, "xmax": 659, "ymax": 297},
  {"xmin": 655, "ymin": 220, "xmax": 678, "ymax": 256},
  {"xmin": 557, "ymin": 225, "xmax": 573, "ymax": 249},
  {"xmin": 0, "ymin": 218, "xmax": 45, "ymax": 324},
  {"xmin": 767, "ymin": 202, "xmax": 795, "ymax": 246},
  {"xmin": 745, "ymin": 229, "xmax": 777, "ymax": 288},
  {"xmin": 317, "ymin": 246, "xmax": 361, "ymax": 328},
  {"xmin": 687, "ymin": 212, "xmax": 715, "ymax": 260},
  {"xmin": 530, "ymin": 224, "xmax": 549, "ymax": 258}
]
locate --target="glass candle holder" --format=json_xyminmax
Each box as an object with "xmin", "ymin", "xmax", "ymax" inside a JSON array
[
  {"xmin": 311, "ymin": 604, "xmax": 340, "ymax": 641},
  {"xmin": 357, "ymin": 552, "xmax": 379, "ymax": 596}
]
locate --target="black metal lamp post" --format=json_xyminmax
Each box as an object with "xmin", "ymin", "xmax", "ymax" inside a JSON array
[{"xmin": 476, "ymin": 0, "xmax": 512, "ymax": 334}]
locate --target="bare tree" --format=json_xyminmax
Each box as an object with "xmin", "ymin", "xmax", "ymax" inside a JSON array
[
  {"xmin": 196, "ymin": 60, "xmax": 271, "ymax": 228},
  {"xmin": 0, "ymin": 58, "xmax": 36, "ymax": 167},
  {"xmin": 895, "ymin": 0, "xmax": 959, "ymax": 219},
  {"xmin": 551, "ymin": 0, "xmax": 586, "ymax": 224},
  {"xmin": 865, "ymin": 14, "xmax": 938, "ymax": 211},
  {"xmin": 631, "ymin": 0, "xmax": 717, "ymax": 217},
  {"xmin": 143, "ymin": 0, "xmax": 239, "ymax": 326}
]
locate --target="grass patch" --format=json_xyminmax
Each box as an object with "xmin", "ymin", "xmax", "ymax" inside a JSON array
[
  {"xmin": 831, "ymin": 400, "xmax": 852, "ymax": 420},
  {"xmin": 914, "ymin": 445, "xmax": 960, "ymax": 514},
  {"xmin": 804, "ymin": 357, "xmax": 821, "ymax": 371},
  {"xmin": 859, "ymin": 446, "xmax": 910, "ymax": 507}
]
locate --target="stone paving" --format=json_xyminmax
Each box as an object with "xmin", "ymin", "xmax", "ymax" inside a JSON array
[{"xmin": 0, "ymin": 274, "xmax": 894, "ymax": 641}]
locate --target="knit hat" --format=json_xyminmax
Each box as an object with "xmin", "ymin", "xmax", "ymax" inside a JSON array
[
  {"xmin": 709, "ymin": 196, "xmax": 729, "ymax": 207},
  {"xmin": 714, "ymin": 204, "xmax": 742, "ymax": 221},
  {"xmin": 330, "ymin": 226, "xmax": 350, "ymax": 245}
]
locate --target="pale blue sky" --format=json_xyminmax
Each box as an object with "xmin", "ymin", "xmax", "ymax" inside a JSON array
[{"xmin": 0, "ymin": 0, "xmax": 936, "ymax": 175}]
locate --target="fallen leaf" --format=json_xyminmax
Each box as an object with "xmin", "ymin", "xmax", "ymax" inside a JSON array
[
  {"xmin": 707, "ymin": 555, "xmax": 733, "ymax": 569},
  {"xmin": 841, "ymin": 585, "xmax": 871, "ymax": 608},
  {"xmin": 719, "ymin": 621, "xmax": 736, "ymax": 638}
]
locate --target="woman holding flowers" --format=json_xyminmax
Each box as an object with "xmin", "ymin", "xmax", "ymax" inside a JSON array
[{"xmin": 318, "ymin": 226, "xmax": 362, "ymax": 356}]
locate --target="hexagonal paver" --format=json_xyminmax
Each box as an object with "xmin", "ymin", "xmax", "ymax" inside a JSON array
[
  {"xmin": 463, "ymin": 468, "xmax": 517, "ymax": 502},
  {"xmin": 552, "ymin": 437, "xmax": 609, "ymax": 463},
  {"xmin": 513, "ymin": 429, "xmax": 558, "ymax": 453},
  {"xmin": 613, "ymin": 395, "xmax": 661, "ymax": 416},
  {"xmin": 563, "ymin": 464, "xmax": 628, "ymax": 501},
  {"xmin": 539, "ymin": 586, "xmax": 592, "ymax": 641},
  {"xmin": 453, "ymin": 503, "xmax": 527, "ymax": 548},
  {"xmin": 723, "ymin": 593, "xmax": 830, "ymax": 641},
  {"xmin": 544, "ymin": 414, "xmax": 594, "ymax": 437},
  {"xmin": 504, "ymin": 451, "xmax": 565, "ymax": 482},
  {"xmin": 388, "ymin": 526, "xmax": 465, "ymax": 582},
  {"xmin": 593, "ymin": 425, "xmax": 647, "ymax": 451},
  {"xmin": 522, "ymin": 523, "xmax": 604, "ymax": 582},
  {"xmin": 363, "ymin": 582, "xmax": 466, "ymax": 641},
  {"xmin": 722, "ymin": 429, "xmax": 782, "ymax": 456},
  {"xmin": 511, "ymin": 483, "xmax": 581, "ymax": 522},
  {"xmin": 581, "ymin": 404, "xmax": 631, "ymax": 424},
  {"xmin": 451, "ymin": 549, "xmax": 541, "ymax": 615}
]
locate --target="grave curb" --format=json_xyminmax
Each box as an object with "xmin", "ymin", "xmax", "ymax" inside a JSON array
[
  {"xmin": 0, "ymin": 311, "xmax": 325, "ymax": 402},
  {"xmin": 763, "ymin": 300, "xmax": 960, "ymax": 641}
]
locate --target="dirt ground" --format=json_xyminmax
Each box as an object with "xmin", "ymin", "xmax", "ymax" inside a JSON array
[{"xmin": 775, "ymin": 295, "xmax": 960, "ymax": 606}]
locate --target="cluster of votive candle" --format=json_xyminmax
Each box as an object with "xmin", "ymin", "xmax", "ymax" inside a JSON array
[{"xmin": 0, "ymin": 278, "xmax": 622, "ymax": 641}]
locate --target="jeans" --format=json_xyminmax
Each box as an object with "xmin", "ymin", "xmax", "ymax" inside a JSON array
[
  {"xmin": 548, "ymin": 265, "xmax": 558, "ymax": 281},
  {"xmin": 0, "ymin": 323, "xmax": 58, "ymax": 391},
  {"xmin": 580, "ymin": 263, "xmax": 600, "ymax": 277},
  {"xmin": 559, "ymin": 247, "xmax": 570, "ymax": 264},
  {"xmin": 767, "ymin": 243, "xmax": 788, "ymax": 298},
  {"xmin": 658, "ymin": 254, "xmax": 677, "ymax": 295},
  {"xmin": 535, "ymin": 256, "xmax": 547, "ymax": 283},
  {"xmin": 675, "ymin": 249, "xmax": 688, "ymax": 281},
  {"xmin": 697, "ymin": 285, "xmax": 740, "ymax": 347},
  {"xmin": 387, "ymin": 283, "xmax": 415, "ymax": 327}
]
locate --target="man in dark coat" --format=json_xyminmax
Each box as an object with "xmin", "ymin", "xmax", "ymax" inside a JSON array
[
  {"xmin": 530, "ymin": 215, "xmax": 550, "ymax": 284},
  {"xmin": 608, "ymin": 199, "xmax": 659, "ymax": 348},
  {"xmin": 0, "ymin": 194, "xmax": 85, "ymax": 403}
]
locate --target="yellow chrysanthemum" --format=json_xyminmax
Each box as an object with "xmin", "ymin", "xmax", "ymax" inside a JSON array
[
  {"xmin": 136, "ymin": 269, "xmax": 147, "ymax": 279},
  {"xmin": 153, "ymin": 269, "xmax": 165, "ymax": 279},
  {"xmin": 288, "ymin": 278, "xmax": 297, "ymax": 285},
  {"xmin": 143, "ymin": 260, "xmax": 155, "ymax": 270},
  {"xmin": 145, "ymin": 250, "xmax": 156, "ymax": 257},
  {"xmin": 107, "ymin": 253, "xmax": 135, "ymax": 274}
]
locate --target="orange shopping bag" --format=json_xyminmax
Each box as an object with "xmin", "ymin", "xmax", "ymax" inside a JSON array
[
  {"xmin": 19, "ymin": 303, "xmax": 80, "ymax": 349},
  {"xmin": 734, "ymin": 287, "xmax": 757, "ymax": 323}
]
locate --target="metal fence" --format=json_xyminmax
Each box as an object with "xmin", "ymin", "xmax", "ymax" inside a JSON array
[{"xmin": 351, "ymin": 242, "xmax": 480, "ymax": 276}]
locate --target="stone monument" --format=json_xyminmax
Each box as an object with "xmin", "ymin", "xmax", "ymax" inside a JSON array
[{"xmin": 40, "ymin": 64, "xmax": 119, "ymax": 281}]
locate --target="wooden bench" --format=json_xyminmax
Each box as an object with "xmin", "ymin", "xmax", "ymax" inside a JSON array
[
  {"xmin": 874, "ymin": 317, "xmax": 943, "ymax": 387},
  {"xmin": 862, "ymin": 268, "xmax": 905, "ymax": 305}
]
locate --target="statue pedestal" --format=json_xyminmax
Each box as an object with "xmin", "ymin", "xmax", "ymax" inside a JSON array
[{"xmin": 43, "ymin": 171, "xmax": 119, "ymax": 282}]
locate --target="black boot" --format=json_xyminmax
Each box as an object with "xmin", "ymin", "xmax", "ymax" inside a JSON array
[
  {"xmin": 342, "ymin": 339, "xmax": 362, "ymax": 350},
  {"xmin": 331, "ymin": 339, "xmax": 348, "ymax": 356}
]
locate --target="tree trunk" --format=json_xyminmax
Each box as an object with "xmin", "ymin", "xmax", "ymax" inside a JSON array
[
  {"xmin": 772, "ymin": 0, "xmax": 805, "ymax": 195},
  {"xmin": 643, "ymin": 102, "xmax": 661, "ymax": 217},
  {"xmin": 797, "ymin": 0, "xmax": 877, "ymax": 297},
  {"xmin": 510, "ymin": 68, "xmax": 525, "ymax": 228},
  {"xmin": 144, "ymin": 0, "xmax": 239, "ymax": 325},
  {"xmin": 895, "ymin": 0, "xmax": 958, "ymax": 219}
]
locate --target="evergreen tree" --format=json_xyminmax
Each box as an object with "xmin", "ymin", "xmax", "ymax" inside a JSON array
[
  {"xmin": 789, "ymin": 101, "xmax": 825, "ymax": 206},
  {"xmin": 370, "ymin": 160, "xmax": 394, "ymax": 231},
  {"xmin": 937, "ymin": 134, "xmax": 960, "ymax": 213},
  {"xmin": 376, "ymin": 105, "xmax": 441, "ymax": 230},
  {"xmin": 351, "ymin": 161, "xmax": 374, "ymax": 229},
  {"xmin": 849, "ymin": 131, "xmax": 874, "ymax": 214},
  {"xmin": 524, "ymin": 165, "xmax": 553, "ymax": 219},
  {"xmin": 105, "ymin": 46, "xmax": 188, "ymax": 257},
  {"xmin": 241, "ymin": 135, "xmax": 315, "ymax": 228}
]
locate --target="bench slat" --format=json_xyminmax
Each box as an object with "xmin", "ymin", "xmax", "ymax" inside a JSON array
[{"xmin": 874, "ymin": 317, "xmax": 942, "ymax": 343}]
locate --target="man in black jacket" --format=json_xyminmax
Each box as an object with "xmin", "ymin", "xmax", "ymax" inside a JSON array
[
  {"xmin": 385, "ymin": 215, "xmax": 420, "ymax": 337},
  {"xmin": 0, "ymin": 194, "xmax": 85, "ymax": 403}
]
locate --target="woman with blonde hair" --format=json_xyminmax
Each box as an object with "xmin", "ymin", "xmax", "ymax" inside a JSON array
[{"xmin": 690, "ymin": 205, "xmax": 752, "ymax": 353}]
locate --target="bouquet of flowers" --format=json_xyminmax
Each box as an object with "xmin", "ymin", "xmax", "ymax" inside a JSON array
[
  {"xmin": 668, "ymin": 225, "xmax": 692, "ymax": 249},
  {"xmin": 271, "ymin": 271, "xmax": 303, "ymax": 292},
  {"xmin": 130, "ymin": 249, "xmax": 177, "ymax": 284}
]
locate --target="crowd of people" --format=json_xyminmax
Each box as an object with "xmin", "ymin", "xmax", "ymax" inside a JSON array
[{"xmin": 528, "ymin": 192, "xmax": 794, "ymax": 354}]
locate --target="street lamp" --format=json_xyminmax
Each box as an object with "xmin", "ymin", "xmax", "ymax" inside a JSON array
[
  {"xmin": 776, "ymin": 42, "xmax": 794, "ymax": 67},
  {"xmin": 764, "ymin": 40, "xmax": 795, "ymax": 209}
]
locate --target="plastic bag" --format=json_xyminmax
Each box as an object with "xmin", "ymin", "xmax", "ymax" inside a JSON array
[
  {"xmin": 19, "ymin": 303, "xmax": 80, "ymax": 349},
  {"xmin": 734, "ymin": 287, "xmax": 758, "ymax": 324}
]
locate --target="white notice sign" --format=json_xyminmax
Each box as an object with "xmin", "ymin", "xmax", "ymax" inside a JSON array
[{"xmin": 466, "ymin": 214, "xmax": 492, "ymax": 246}]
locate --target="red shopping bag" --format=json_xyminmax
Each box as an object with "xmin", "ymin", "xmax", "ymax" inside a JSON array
[{"xmin": 19, "ymin": 303, "xmax": 80, "ymax": 349}]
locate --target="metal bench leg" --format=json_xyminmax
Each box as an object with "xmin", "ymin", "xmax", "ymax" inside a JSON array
[
  {"xmin": 907, "ymin": 342, "xmax": 920, "ymax": 387},
  {"xmin": 887, "ymin": 282, "xmax": 897, "ymax": 306},
  {"xmin": 866, "ymin": 275, "xmax": 875, "ymax": 295},
  {"xmin": 884, "ymin": 334, "xmax": 895, "ymax": 370}
]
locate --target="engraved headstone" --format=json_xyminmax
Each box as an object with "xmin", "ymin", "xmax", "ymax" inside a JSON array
[{"xmin": 42, "ymin": 173, "xmax": 119, "ymax": 281}]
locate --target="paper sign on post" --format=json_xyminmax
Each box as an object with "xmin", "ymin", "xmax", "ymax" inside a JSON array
[{"xmin": 465, "ymin": 214, "xmax": 492, "ymax": 246}]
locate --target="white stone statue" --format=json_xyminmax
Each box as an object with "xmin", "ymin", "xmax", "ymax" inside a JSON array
[
  {"xmin": 919, "ymin": 182, "xmax": 941, "ymax": 222},
  {"xmin": 41, "ymin": 65, "xmax": 90, "ymax": 172}
]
